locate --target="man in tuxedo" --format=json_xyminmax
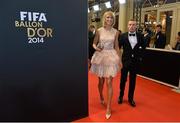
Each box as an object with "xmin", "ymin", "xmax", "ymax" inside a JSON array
[
  {"xmin": 174, "ymin": 31, "xmax": 180, "ymax": 50},
  {"xmin": 118, "ymin": 19, "xmax": 145, "ymax": 107},
  {"xmin": 88, "ymin": 25, "xmax": 96, "ymax": 68},
  {"xmin": 154, "ymin": 24, "xmax": 166, "ymax": 49},
  {"xmin": 143, "ymin": 28, "xmax": 151, "ymax": 47}
]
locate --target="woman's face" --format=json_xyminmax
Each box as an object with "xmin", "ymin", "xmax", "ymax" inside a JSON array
[{"xmin": 105, "ymin": 14, "xmax": 113, "ymax": 26}]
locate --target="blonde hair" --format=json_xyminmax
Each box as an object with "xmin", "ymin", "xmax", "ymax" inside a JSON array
[{"xmin": 102, "ymin": 11, "xmax": 115, "ymax": 27}]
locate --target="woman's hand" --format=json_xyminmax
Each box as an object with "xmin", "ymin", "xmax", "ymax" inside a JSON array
[{"xmin": 96, "ymin": 47, "xmax": 103, "ymax": 52}]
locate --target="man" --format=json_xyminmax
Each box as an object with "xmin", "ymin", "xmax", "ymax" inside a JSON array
[
  {"xmin": 174, "ymin": 31, "xmax": 180, "ymax": 50},
  {"xmin": 154, "ymin": 24, "xmax": 166, "ymax": 49},
  {"xmin": 118, "ymin": 19, "xmax": 145, "ymax": 107},
  {"xmin": 143, "ymin": 28, "xmax": 151, "ymax": 47},
  {"xmin": 88, "ymin": 25, "xmax": 96, "ymax": 68}
]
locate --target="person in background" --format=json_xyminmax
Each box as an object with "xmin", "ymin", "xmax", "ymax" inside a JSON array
[
  {"xmin": 90, "ymin": 11, "xmax": 120, "ymax": 119},
  {"xmin": 143, "ymin": 28, "xmax": 151, "ymax": 47},
  {"xmin": 118, "ymin": 19, "xmax": 145, "ymax": 107},
  {"xmin": 174, "ymin": 31, "xmax": 180, "ymax": 50},
  {"xmin": 154, "ymin": 24, "xmax": 166, "ymax": 49},
  {"xmin": 88, "ymin": 25, "xmax": 96, "ymax": 68}
]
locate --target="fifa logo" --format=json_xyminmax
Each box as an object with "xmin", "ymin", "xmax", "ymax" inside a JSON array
[
  {"xmin": 20, "ymin": 11, "xmax": 47, "ymax": 22},
  {"xmin": 15, "ymin": 11, "xmax": 53, "ymax": 44}
]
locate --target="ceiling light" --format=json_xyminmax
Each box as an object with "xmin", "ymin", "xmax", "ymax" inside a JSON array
[
  {"xmin": 119, "ymin": 0, "xmax": 126, "ymax": 4},
  {"xmin": 105, "ymin": 1, "xmax": 111, "ymax": 8},
  {"xmin": 93, "ymin": 4, "xmax": 99, "ymax": 11}
]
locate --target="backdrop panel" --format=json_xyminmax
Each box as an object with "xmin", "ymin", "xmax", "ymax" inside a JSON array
[
  {"xmin": 0, "ymin": 0, "xmax": 88, "ymax": 121},
  {"xmin": 138, "ymin": 49, "xmax": 180, "ymax": 87}
]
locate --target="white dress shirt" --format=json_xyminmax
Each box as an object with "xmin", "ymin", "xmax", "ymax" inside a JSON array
[{"xmin": 128, "ymin": 32, "xmax": 137, "ymax": 49}]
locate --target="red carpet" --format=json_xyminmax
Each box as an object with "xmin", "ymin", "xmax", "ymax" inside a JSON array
[{"xmin": 75, "ymin": 72, "xmax": 180, "ymax": 122}]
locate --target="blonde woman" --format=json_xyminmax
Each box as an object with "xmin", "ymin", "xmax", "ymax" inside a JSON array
[{"xmin": 90, "ymin": 11, "xmax": 120, "ymax": 119}]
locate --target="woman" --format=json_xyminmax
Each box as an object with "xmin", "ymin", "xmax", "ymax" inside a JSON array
[{"xmin": 90, "ymin": 11, "xmax": 120, "ymax": 119}]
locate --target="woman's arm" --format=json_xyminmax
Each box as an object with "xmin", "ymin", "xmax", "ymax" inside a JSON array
[{"xmin": 92, "ymin": 30, "xmax": 102, "ymax": 51}]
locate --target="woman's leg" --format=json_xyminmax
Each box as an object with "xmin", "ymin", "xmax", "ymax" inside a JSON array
[
  {"xmin": 106, "ymin": 76, "xmax": 113, "ymax": 118},
  {"xmin": 98, "ymin": 77, "xmax": 105, "ymax": 103}
]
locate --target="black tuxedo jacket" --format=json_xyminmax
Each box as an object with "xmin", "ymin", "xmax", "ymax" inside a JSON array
[
  {"xmin": 154, "ymin": 31, "xmax": 166, "ymax": 49},
  {"xmin": 88, "ymin": 31, "xmax": 95, "ymax": 59},
  {"xmin": 119, "ymin": 32, "xmax": 145, "ymax": 68},
  {"xmin": 144, "ymin": 34, "xmax": 151, "ymax": 47}
]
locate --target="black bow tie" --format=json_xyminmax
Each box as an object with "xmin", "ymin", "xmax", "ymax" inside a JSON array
[{"xmin": 129, "ymin": 34, "xmax": 135, "ymax": 36}]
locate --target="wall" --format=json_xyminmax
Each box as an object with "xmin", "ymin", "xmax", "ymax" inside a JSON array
[{"xmin": 141, "ymin": 2, "xmax": 180, "ymax": 47}]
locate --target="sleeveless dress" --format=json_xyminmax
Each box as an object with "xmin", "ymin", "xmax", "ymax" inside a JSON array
[{"xmin": 90, "ymin": 27, "xmax": 120, "ymax": 77}]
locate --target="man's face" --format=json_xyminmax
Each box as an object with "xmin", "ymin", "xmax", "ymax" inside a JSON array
[
  {"xmin": 128, "ymin": 21, "xmax": 137, "ymax": 33},
  {"xmin": 90, "ymin": 27, "xmax": 95, "ymax": 32},
  {"xmin": 177, "ymin": 35, "xmax": 180, "ymax": 42},
  {"xmin": 156, "ymin": 27, "xmax": 161, "ymax": 33}
]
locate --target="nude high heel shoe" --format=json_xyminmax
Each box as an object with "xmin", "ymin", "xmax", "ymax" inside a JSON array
[
  {"xmin": 105, "ymin": 112, "xmax": 111, "ymax": 119},
  {"xmin": 105, "ymin": 109, "xmax": 111, "ymax": 119}
]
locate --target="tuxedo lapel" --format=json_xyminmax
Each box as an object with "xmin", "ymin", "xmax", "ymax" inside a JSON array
[
  {"xmin": 136, "ymin": 32, "xmax": 140, "ymax": 44},
  {"xmin": 124, "ymin": 32, "xmax": 133, "ymax": 50},
  {"xmin": 133, "ymin": 32, "xmax": 140, "ymax": 49}
]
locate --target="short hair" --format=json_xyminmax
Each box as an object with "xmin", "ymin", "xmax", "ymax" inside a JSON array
[
  {"xmin": 156, "ymin": 24, "xmax": 162, "ymax": 29},
  {"xmin": 102, "ymin": 11, "xmax": 115, "ymax": 27},
  {"xmin": 128, "ymin": 19, "xmax": 137, "ymax": 25},
  {"xmin": 129, "ymin": 19, "xmax": 136, "ymax": 22},
  {"xmin": 178, "ymin": 31, "xmax": 180, "ymax": 36}
]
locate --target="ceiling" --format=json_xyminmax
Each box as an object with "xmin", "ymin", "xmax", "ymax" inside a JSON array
[{"xmin": 88, "ymin": 0, "xmax": 109, "ymax": 7}]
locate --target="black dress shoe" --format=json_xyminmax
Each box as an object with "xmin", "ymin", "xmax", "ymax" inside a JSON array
[
  {"xmin": 118, "ymin": 97, "xmax": 123, "ymax": 104},
  {"xmin": 128, "ymin": 100, "xmax": 136, "ymax": 107}
]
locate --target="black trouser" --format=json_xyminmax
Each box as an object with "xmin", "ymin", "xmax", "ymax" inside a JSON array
[{"xmin": 120, "ymin": 65, "xmax": 137, "ymax": 101}]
